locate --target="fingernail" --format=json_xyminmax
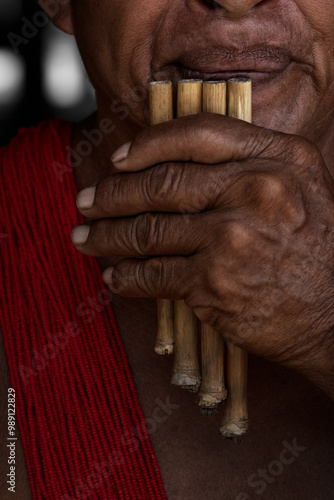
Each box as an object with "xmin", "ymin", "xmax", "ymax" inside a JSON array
[
  {"xmin": 76, "ymin": 186, "xmax": 96, "ymax": 210},
  {"xmin": 102, "ymin": 267, "xmax": 114, "ymax": 285},
  {"xmin": 71, "ymin": 225, "xmax": 90, "ymax": 245},
  {"xmin": 111, "ymin": 142, "xmax": 132, "ymax": 163}
]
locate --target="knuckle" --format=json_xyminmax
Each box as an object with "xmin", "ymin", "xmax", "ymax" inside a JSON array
[
  {"xmin": 184, "ymin": 285, "xmax": 222, "ymax": 328},
  {"xmin": 194, "ymin": 304, "xmax": 219, "ymax": 326},
  {"xmin": 243, "ymin": 171, "xmax": 288, "ymax": 209},
  {"xmin": 245, "ymin": 129, "xmax": 318, "ymax": 167},
  {"xmin": 142, "ymin": 259, "xmax": 164, "ymax": 294},
  {"xmin": 290, "ymin": 134, "xmax": 311, "ymax": 151},
  {"xmin": 113, "ymin": 260, "xmax": 163, "ymax": 296},
  {"xmin": 145, "ymin": 163, "xmax": 201, "ymax": 213},
  {"xmin": 256, "ymin": 172, "xmax": 287, "ymax": 202},
  {"xmin": 249, "ymin": 172, "xmax": 306, "ymax": 227},
  {"xmin": 225, "ymin": 221, "xmax": 253, "ymax": 251},
  {"xmin": 138, "ymin": 258, "xmax": 173, "ymax": 297},
  {"xmin": 188, "ymin": 263, "xmax": 226, "ymax": 304},
  {"xmin": 144, "ymin": 163, "xmax": 183, "ymax": 205},
  {"xmin": 131, "ymin": 213, "xmax": 161, "ymax": 255},
  {"xmin": 107, "ymin": 175, "xmax": 123, "ymax": 209},
  {"xmin": 278, "ymin": 134, "xmax": 321, "ymax": 167}
]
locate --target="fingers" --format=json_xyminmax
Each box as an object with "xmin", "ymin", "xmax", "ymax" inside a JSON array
[
  {"xmin": 71, "ymin": 212, "xmax": 201, "ymax": 257},
  {"xmin": 111, "ymin": 114, "xmax": 314, "ymax": 172},
  {"xmin": 102, "ymin": 257, "xmax": 190, "ymax": 299},
  {"xmin": 76, "ymin": 163, "xmax": 227, "ymax": 219},
  {"xmin": 76, "ymin": 160, "xmax": 301, "ymax": 226}
]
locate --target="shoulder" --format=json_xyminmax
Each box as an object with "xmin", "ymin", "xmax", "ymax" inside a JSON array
[
  {"xmin": 0, "ymin": 118, "xmax": 76, "ymax": 238},
  {"xmin": 0, "ymin": 119, "xmax": 73, "ymax": 184}
]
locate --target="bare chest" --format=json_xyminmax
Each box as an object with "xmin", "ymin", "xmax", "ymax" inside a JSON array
[{"xmin": 112, "ymin": 295, "xmax": 334, "ymax": 500}]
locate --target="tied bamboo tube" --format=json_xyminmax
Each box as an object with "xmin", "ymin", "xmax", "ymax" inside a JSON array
[
  {"xmin": 177, "ymin": 79, "xmax": 203, "ymax": 117},
  {"xmin": 219, "ymin": 78, "xmax": 251, "ymax": 442},
  {"xmin": 171, "ymin": 80, "xmax": 202, "ymax": 392},
  {"xmin": 172, "ymin": 300, "xmax": 201, "ymax": 391},
  {"xmin": 149, "ymin": 81, "xmax": 175, "ymax": 355},
  {"xmin": 197, "ymin": 81, "xmax": 228, "ymax": 415},
  {"xmin": 198, "ymin": 322, "xmax": 227, "ymax": 415},
  {"xmin": 202, "ymin": 80, "xmax": 227, "ymax": 115},
  {"xmin": 149, "ymin": 79, "xmax": 251, "ymax": 439}
]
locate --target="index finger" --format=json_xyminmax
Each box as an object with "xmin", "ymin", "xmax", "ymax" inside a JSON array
[{"xmin": 111, "ymin": 114, "xmax": 313, "ymax": 172}]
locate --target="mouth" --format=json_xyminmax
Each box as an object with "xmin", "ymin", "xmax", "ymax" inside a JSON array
[
  {"xmin": 175, "ymin": 64, "xmax": 291, "ymax": 87},
  {"xmin": 154, "ymin": 48, "xmax": 292, "ymax": 89}
]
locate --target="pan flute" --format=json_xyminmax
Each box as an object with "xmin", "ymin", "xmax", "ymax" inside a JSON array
[{"xmin": 150, "ymin": 78, "xmax": 251, "ymax": 442}]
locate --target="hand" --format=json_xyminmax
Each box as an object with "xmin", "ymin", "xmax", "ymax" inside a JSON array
[{"xmin": 72, "ymin": 114, "xmax": 334, "ymax": 396}]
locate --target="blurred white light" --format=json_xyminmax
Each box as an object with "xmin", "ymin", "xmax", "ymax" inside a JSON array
[
  {"xmin": 42, "ymin": 28, "xmax": 88, "ymax": 108},
  {"xmin": 0, "ymin": 0, "xmax": 22, "ymax": 23},
  {"xmin": 0, "ymin": 49, "xmax": 25, "ymax": 105}
]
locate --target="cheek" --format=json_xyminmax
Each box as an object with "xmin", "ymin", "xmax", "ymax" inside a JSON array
[
  {"xmin": 72, "ymin": 1, "xmax": 166, "ymax": 122},
  {"xmin": 71, "ymin": 0, "xmax": 334, "ymax": 137},
  {"xmin": 253, "ymin": 2, "xmax": 334, "ymax": 138},
  {"xmin": 292, "ymin": 0, "xmax": 334, "ymax": 138},
  {"xmin": 296, "ymin": 0, "xmax": 334, "ymax": 71},
  {"xmin": 298, "ymin": 0, "xmax": 334, "ymax": 32}
]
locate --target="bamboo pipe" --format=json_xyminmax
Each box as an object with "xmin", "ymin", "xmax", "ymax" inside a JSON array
[
  {"xmin": 149, "ymin": 81, "xmax": 173, "ymax": 126},
  {"xmin": 197, "ymin": 81, "xmax": 228, "ymax": 415},
  {"xmin": 202, "ymin": 80, "xmax": 227, "ymax": 115},
  {"xmin": 149, "ymin": 81, "xmax": 175, "ymax": 355},
  {"xmin": 219, "ymin": 78, "xmax": 251, "ymax": 442},
  {"xmin": 198, "ymin": 322, "xmax": 227, "ymax": 415},
  {"xmin": 177, "ymin": 79, "xmax": 203, "ymax": 117},
  {"xmin": 171, "ymin": 299, "xmax": 201, "ymax": 391},
  {"xmin": 220, "ymin": 344, "xmax": 248, "ymax": 442},
  {"xmin": 171, "ymin": 80, "xmax": 202, "ymax": 392},
  {"xmin": 149, "ymin": 79, "xmax": 251, "ymax": 439}
]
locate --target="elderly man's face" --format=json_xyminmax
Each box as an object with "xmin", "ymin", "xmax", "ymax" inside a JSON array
[{"xmin": 71, "ymin": 0, "xmax": 334, "ymax": 141}]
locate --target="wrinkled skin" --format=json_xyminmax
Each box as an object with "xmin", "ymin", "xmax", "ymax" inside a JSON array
[
  {"xmin": 52, "ymin": 0, "xmax": 334, "ymax": 141},
  {"xmin": 42, "ymin": 0, "xmax": 334, "ymax": 397},
  {"xmin": 5, "ymin": 0, "xmax": 330, "ymax": 498},
  {"xmin": 74, "ymin": 117, "xmax": 334, "ymax": 394}
]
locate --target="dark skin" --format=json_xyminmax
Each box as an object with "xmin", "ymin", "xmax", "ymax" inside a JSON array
[
  {"xmin": 2, "ymin": 0, "xmax": 334, "ymax": 497},
  {"xmin": 68, "ymin": 0, "xmax": 334, "ymax": 396},
  {"xmin": 73, "ymin": 117, "xmax": 334, "ymax": 397}
]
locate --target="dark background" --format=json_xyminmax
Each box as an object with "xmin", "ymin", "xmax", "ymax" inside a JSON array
[{"xmin": 0, "ymin": 0, "xmax": 96, "ymax": 148}]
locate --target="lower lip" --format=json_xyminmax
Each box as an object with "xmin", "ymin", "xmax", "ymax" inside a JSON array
[{"xmin": 177, "ymin": 64, "xmax": 291, "ymax": 88}]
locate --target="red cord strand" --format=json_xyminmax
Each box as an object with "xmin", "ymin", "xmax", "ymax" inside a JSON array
[{"xmin": 0, "ymin": 120, "xmax": 167, "ymax": 500}]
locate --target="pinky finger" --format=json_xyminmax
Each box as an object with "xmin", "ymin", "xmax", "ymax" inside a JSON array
[{"xmin": 102, "ymin": 257, "xmax": 190, "ymax": 299}]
